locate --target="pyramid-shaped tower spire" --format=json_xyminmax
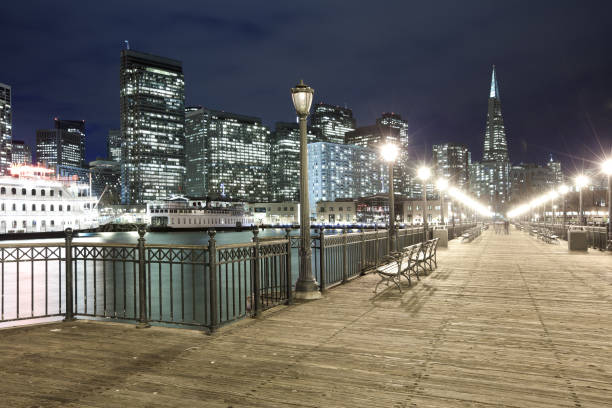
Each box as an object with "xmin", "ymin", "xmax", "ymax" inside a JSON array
[{"xmin": 490, "ymin": 65, "xmax": 500, "ymax": 99}]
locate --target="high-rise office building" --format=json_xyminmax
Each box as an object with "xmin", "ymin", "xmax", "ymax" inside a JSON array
[
  {"xmin": 508, "ymin": 163, "xmax": 557, "ymax": 203},
  {"xmin": 107, "ymin": 129, "xmax": 121, "ymax": 162},
  {"xmin": 432, "ymin": 143, "xmax": 470, "ymax": 189},
  {"xmin": 478, "ymin": 66, "xmax": 511, "ymax": 211},
  {"xmin": 0, "ymin": 83, "xmax": 12, "ymax": 175},
  {"xmin": 11, "ymin": 140, "xmax": 32, "ymax": 165},
  {"xmin": 376, "ymin": 112, "xmax": 411, "ymax": 196},
  {"xmin": 89, "ymin": 160, "xmax": 121, "ymax": 205},
  {"xmin": 310, "ymin": 103, "xmax": 356, "ymax": 144},
  {"xmin": 308, "ymin": 142, "xmax": 388, "ymax": 216},
  {"xmin": 546, "ymin": 155, "xmax": 563, "ymax": 184},
  {"xmin": 36, "ymin": 118, "xmax": 87, "ymax": 179},
  {"xmin": 185, "ymin": 107, "xmax": 270, "ymax": 201},
  {"xmin": 120, "ymin": 49, "xmax": 185, "ymax": 204},
  {"xmin": 270, "ymin": 121, "xmax": 323, "ymax": 202},
  {"xmin": 345, "ymin": 124, "xmax": 402, "ymax": 194}
]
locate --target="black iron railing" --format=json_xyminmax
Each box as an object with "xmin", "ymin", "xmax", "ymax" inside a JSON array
[
  {"xmin": 0, "ymin": 227, "xmax": 292, "ymax": 333},
  {"xmin": 0, "ymin": 223, "xmax": 474, "ymax": 331}
]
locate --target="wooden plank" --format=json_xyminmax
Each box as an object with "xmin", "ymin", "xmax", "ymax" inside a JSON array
[{"xmin": 0, "ymin": 228, "xmax": 610, "ymax": 407}]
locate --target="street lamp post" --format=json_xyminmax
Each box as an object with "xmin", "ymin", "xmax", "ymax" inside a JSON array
[
  {"xmin": 437, "ymin": 178, "xmax": 449, "ymax": 226},
  {"xmin": 381, "ymin": 144, "xmax": 399, "ymax": 252},
  {"xmin": 559, "ymin": 185, "xmax": 568, "ymax": 232},
  {"xmin": 576, "ymin": 175, "xmax": 589, "ymax": 226},
  {"xmin": 602, "ymin": 159, "xmax": 612, "ymax": 249},
  {"xmin": 418, "ymin": 166, "xmax": 431, "ymax": 241},
  {"xmin": 291, "ymin": 80, "xmax": 320, "ymax": 300}
]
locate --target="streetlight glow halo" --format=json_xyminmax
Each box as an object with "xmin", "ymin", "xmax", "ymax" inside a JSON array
[
  {"xmin": 417, "ymin": 166, "xmax": 431, "ymax": 181},
  {"xmin": 602, "ymin": 159, "xmax": 612, "ymax": 175},
  {"xmin": 380, "ymin": 143, "xmax": 399, "ymax": 162}
]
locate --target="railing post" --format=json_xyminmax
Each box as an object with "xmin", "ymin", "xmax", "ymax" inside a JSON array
[
  {"xmin": 252, "ymin": 227, "xmax": 261, "ymax": 317},
  {"xmin": 319, "ymin": 228, "xmax": 326, "ymax": 292},
  {"xmin": 285, "ymin": 228, "xmax": 293, "ymax": 305},
  {"xmin": 136, "ymin": 225, "xmax": 149, "ymax": 328},
  {"xmin": 342, "ymin": 227, "xmax": 348, "ymax": 283},
  {"xmin": 360, "ymin": 228, "xmax": 366, "ymax": 275},
  {"xmin": 374, "ymin": 226, "xmax": 379, "ymax": 266},
  {"xmin": 64, "ymin": 228, "xmax": 75, "ymax": 321},
  {"xmin": 208, "ymin": 230, "xmax": 219, "ymax": 333}
]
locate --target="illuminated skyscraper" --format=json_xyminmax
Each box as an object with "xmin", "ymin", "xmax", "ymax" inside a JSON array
[
  {"xmin": 310, "ymin": 103, "xmax": 356, "ymax": 144},
  {"xmin": 376, "ymin": 112, "xmax": 410, "ymax": 196},
  {"xmin": 546, "ymin": 154, "xmax": 563, "ymax": 184},
  {"xmin": 270, "ymin": 122, "xmax": 323, "ymax": 201},
  {"xmin": 308, "ymin": 142, "xmax": 388, "ymax": 216},
  {"xmin": 36, "ymin": 118, "xmax": 87, "ymax": 179},
  {"xmin": 0, "ymin": 83, "xmax": 12, "ymax": 175},
  {"xmin": 120, "ymin": 50, "xmax": 185, "ymax": 204},
  {"xmin": 432, "ymin": 143, "xmax": 470, "ymax": 189},
  {"xmin": 107, "ymin": 129, "xmax": 121, "ymax": 162},
  {"xmin": 185, "ymin": 107, "xmax": 270, "ymax": 201},
  {"xmin": 11, "ymin": 140, "xmax": 32, "ymax": 165},
  {"xmin": 478, "ymin": 66, "xmax": 511, "ymax": 211}
]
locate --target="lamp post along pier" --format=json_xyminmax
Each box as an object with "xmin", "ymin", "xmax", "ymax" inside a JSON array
[
  {"xmin": 380, "ymin": 143, "xmax": 399, "ymax": 252},
  {"xmin": 291, "ymin": 80, "xmax": 321, "ymax": 300}
]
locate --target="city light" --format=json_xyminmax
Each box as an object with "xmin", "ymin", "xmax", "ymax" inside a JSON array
[
  {"xmin": 447, "ymin": 186, "xmax": 493, "ymax": 217},
  {"xmin": 380, "ymin": 143, "xmax": 399, "ymax": 163},
  {"xmin": 575, "ymin": 175, "xmax": 589, "ymax": 189},
  {"xmin": 602, "ymin": 159, "xmax": 612, "ymax": 175},
  {"xmin": 507, "ymin": 188, "xmax": 562, "ymax": 219},
  {"xmin": 436, "ymin": 177, "xmax": 449, "ymax": 191},
  {"xmin": 417, "ymin": 166, "xmax": 431, "ymax": 181}
]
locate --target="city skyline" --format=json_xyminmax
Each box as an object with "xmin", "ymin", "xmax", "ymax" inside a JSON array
[{"xmin": 1, "ymin": 2, "xmax": 611, "ymax": 175}]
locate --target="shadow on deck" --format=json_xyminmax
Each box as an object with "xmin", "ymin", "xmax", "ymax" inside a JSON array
[{"xmin": 1, "ymin": 229, "xmax": 611, "ymax": 407}]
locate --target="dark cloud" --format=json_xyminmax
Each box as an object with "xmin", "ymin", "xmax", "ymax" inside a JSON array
[{"xmin": 1, "ymin": 0, "xmax": 611, "ymax": 173}]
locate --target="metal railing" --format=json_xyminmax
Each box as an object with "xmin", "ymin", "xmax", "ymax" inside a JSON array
[
  {"xmin": 0, "ymin": 223, "xmax": 475, "ymax": 331},
  {"xmin": 525, "ymin": 223, "xmax": 610, "ymax": 251},
  {"xmin": 311, "ymin": 224, "xmax": 475, "ymax": 291},
  {"xmin": 0, "ymin": 227, "xmax": 291, "ymax": 332}
]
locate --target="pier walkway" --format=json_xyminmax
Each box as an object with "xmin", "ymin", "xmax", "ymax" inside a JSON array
[{"xmin": 1, "ymin": 229, "xmax": 611, "ymax": 407}]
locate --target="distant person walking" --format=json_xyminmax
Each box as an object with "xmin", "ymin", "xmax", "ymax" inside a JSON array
[{"xmin": 504, "ymin": 220, "xmax": 509, "ymax": 234}]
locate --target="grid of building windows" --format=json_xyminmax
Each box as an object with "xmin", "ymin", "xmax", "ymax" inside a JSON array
[
  {"xmin": 309, "ymin": 103, "xmax": 356, "ymax": 144},
  {"xmin": 36, "ymin": 118, "xmax": 87, "ymax": 179},
  {"xmin": 270, "ymin": 121, "xmax": 323, "ymax": 201},
  {"xmin": 376, "ymin": 113, "xmax": 411, "ymax": 196},
  {"xmin": 185, "ymin": 108, "xmax": 270, "ymax": 201},
  {"xmin": 477, "ymin": 66, "xmax": 511, "ymax": 211},
  {"xmin": 432, "ymin": 143, "xmax": 471, "ymax": 189},
  {"xmin": 308, "ymin": 142, "xmax": 388, "ymax": 216},
  {"xmin": 11, "ymin": 140, "xmax": 32, "ymax": 165},
  {"xmin": 0, "ymin": 83, "xmax": 12, "ymax": 175},
  {"xmin": 120, "ymin": 50, "xmax": 186, "ymax": 204},
  {"xmin": 90, "ymin": 160, "xmax": 121, "ymax": 205},
  {"xmin": 107, "ymin": 129, "xmax": 121, "ymax": 162}
]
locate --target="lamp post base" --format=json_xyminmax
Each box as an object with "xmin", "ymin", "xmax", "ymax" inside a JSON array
[{"xmin": 294, "ymin": 279, "xmax": 322, "ymax": 300}]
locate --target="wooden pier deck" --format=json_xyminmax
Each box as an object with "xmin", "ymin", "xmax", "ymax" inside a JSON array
[{"xmin": 1, "ymin": 228, "xmax": 611, "ymax": 407}]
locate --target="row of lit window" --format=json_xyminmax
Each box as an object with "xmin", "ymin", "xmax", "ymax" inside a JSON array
[{"xmin": 1, "ymin": 203, "xmax": 72, "ymax": 211}]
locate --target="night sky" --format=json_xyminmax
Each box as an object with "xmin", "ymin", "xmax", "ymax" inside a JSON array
[{"xmin": 2, "ymin": 1, "xmax": 611, "ymax": 176}]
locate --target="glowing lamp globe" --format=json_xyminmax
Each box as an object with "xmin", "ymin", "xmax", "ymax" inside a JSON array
[
  {"xmin": 417, "ymin": 166, "xmax": 431, "ymax": 181},
  {"xmin": 380, "ymin": 143, "xmax": 399, "ymax": 163},
  {"xmin": 436, "ymin": 178, "xmax": 449, "ymax": 191},
  {"xmin": 602, "ymin": 159, "xmax": 612, "ymax": 176},
  {"xmin": 558, "ymin": 184, "xmax": 569, "ymax": 195},
  {"xmin": 291, "ymin": 80, "xmax": 314, "ymax": 116},
  {"xmin": 575, "ymin": 175, "xmax": 589, "ymax": 189}
]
